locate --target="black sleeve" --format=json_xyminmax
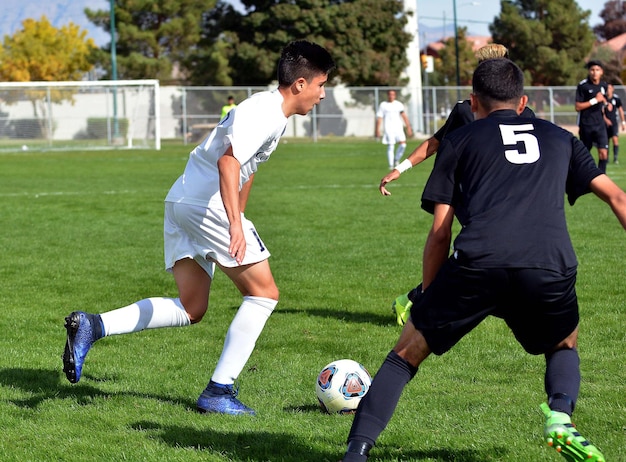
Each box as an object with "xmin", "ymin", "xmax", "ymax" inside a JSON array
[
  {"xmin": 433, "ymin": 100, "xmax": 473, "ymax": 141},
  {"xmin": 566, "ymin": 137, "xmax": 603, "ymax": 205}
]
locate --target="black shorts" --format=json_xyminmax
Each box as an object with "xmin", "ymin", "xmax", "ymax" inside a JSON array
[
  {"xmin": 607, "ymin": 122, "xmax": 619, "ymax": 138},
  {"xmin": 579, "ymin": 123, "xmax": 609, "ymax": 150},
  {"xmin": 409, "ymin": 258, "xmax": 579, "ymax": 356}
]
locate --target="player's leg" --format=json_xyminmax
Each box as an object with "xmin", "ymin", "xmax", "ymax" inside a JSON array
[
  {"xmin": 596, "ymin": 127, "xmax": 609, "ymax": 173},
  {"xmin": 386, "ymin": 143, "xmax": 395, "ymax": 170},
  {"xmin": 612, "ymin": 135, "xmax": 619, "ymax": 163},
  {"xmin": 197, "ymin": 259, "xmax": 278, "ymax": 415},
  {"xmin": 394, "ymin": 141, "xmax": 407, "ymax": 166},
  {"xmin": 342, "ymin": 321, "xmax": 424, "ymax": 462},
  {"xmin": 62, "ymin": 259, "xmax": 203, "ymax": 384},
  {"xmin": 508, "ymin": 268, "xmax": 605, "ymax": 461}
]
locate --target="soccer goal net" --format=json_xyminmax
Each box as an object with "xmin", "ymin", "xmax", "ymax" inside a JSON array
[{"xmin": 0, "ymin": 80, "xmax": 160, "ymax": 152}]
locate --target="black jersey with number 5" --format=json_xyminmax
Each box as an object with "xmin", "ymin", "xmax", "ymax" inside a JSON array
[{"xmin": 422, "ymin": 109, "xmax": 602, "ymax": 272}]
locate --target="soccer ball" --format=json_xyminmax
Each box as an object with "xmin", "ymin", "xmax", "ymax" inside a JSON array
[{"xmin": 316, "ymin": 359, "xmax": 372, "ymax": 414}]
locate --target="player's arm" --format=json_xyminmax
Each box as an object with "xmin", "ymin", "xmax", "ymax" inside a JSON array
[
  {"xmin": 375, "ymin": 116, "xmax": 382, "ymax": 139},
  {"xmin": 575, "ymin": 92, "xmax": 606, "ymax": 111},
  {"xmin": 401, "ymin": 111, "xmax": 413, "ymax": 137},
  {"xmin": 218, "ymin": 146, "xmax": 246, "ymax": 264},
  {"xmin": 619, "ymin": 106, "xmax": 626, "ymax": 130},
  {"xmin": 589, "ymin": 174, "xmax": 626, "ymax": 230},
  {"xmin": 379, "ymin": 136, "xmax": 440, "ymax": 195},
  {"xmin": 422, "ymin": 203, "xmax": 454, "ymax": 289},
  {"xmin": 239, "ymin": 173, "xmax": 254, "ymax": 213}
]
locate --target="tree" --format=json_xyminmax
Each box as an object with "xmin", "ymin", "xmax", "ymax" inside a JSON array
[
  {"xmin": 0, "ymin": 16, "xmax": 97, "ymax": 138},
  {"xmin": 594, "ymin": 0, "xmax": 626, "ymax": 41},
  {"xmin": 0, "ymin": 16, "xmax": 96, "ymax": 82},
  {"xmin": 86, "ymin": 0, "xmax": 215, "ymax": 82},
  {"xmin": 191, "ymin": 0, "xmax": 413, "ymax": 86},
  {"xmin": 435, "ymin": 27, "xmax": 477, "ymax": 86},
  {"xmin": 490, "ymin": 0, "xmax": 595, "ymax": 86}
]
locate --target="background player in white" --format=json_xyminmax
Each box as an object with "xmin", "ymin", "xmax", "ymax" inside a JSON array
[
  {"xmin": 375, "ymin": 89, "xmax": 412, "ymax": 170},
  {"xmin": 62, "ymin": 40, "xmax": 335, "ymax": 416}
]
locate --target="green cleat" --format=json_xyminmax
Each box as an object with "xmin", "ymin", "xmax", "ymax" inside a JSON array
[
  {"xmin": 540, "ymin": 403, "xmax": 605, "ymax": 462},
  {"xmin": 391, "ymin": 292, "xmax": 412, "ymax": 326}
]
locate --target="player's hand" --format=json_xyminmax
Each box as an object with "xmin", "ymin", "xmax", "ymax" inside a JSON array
[
  {"xmin": 596, "ymin": 92, "xmax": 607, "ymax": 104},
  {"xmin": 379, "ymin": 169, "xmax": 401, "ymax": 196},
  {"xmin": 228, "ymin": 225, "xmax": 246, "ymax": 265}
]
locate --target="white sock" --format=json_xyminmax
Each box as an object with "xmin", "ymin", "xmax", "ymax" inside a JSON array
[
  {"xmin": 100, "ymin": 297, "xmax": 190, "ymax": 336},
  {"xmin": 387, "ymin": 144, "xmax": 395, "ymax": 168},
  {"xmin": 395, "ymin": 143, "xmax": 406, "ymax": 163},
  {"xmin": 211, "ymin": 296, "xmax": 277, "ymax": 385}
]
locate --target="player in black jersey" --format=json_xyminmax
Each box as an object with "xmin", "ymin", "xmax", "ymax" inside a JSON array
[
  {"xmin": 341, "ymin": 59, "xmax": 626, "ymax": 462},
  {"xmin": 604, "ymin": 83, "xmax": 625, "ymax": 164},
  {"xmin": 576, "ymin": 60, "xmax": 609, "ymax": 172},
  {"xmin": 381, "ymin": 44, "xmax": 533, "ymax": 325}
]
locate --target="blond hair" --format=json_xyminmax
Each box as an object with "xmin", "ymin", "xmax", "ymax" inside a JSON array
[{"xmin": 475, "ymin": 44, "xmax": 509, "ymax": 63}]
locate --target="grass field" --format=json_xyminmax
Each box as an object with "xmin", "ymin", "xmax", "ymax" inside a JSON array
[{"xmin": 0, "ymin": 138, "xmax": 624, "ymax": 462}]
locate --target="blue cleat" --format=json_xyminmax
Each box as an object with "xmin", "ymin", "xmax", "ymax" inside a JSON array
[
  {"xmin": 63, "ymin": 311, "xmax": 101, "ymax": 383},
  {"xmin": 197, "ymin": 381, "xmax": 256, "ymax": 415}
]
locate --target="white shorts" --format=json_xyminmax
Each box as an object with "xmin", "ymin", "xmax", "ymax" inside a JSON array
[
  {"xmin": 382, "ymin": 129, "xmax": 406, "ymax": 145},
  {"xmin": 164, "ymin": 202, "xmax": 271, "ymax": 278}
]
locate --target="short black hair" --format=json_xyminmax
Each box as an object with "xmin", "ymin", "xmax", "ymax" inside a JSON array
[
  {"xmin": 277, "ymin": 40, "xmax": 335, "ymax": 87},
  {"xmin": 585, "ymin": 60, "xmax": 603, "ymax": 69},
  {"xmin": 472, "ymin": 58, "xmax": 524, "ymax": 110}
]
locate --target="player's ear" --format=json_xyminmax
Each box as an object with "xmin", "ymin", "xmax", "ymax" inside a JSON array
[
  {"xmin": 294, "ymin": 77, "xmax": 306, "ymax": 93},
  {"xmin": 517, "ymin": 95, "xmax": 529, "ymax": 115},
  {"xmin": 470, "ymin": 93, "xmax": 478, "ymax": 113}
]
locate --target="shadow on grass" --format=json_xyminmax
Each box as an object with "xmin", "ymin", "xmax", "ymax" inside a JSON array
[
  {"xmin": 0, "ymin": 367, "xmax": 192, "ymax": 410},
  {"xmin": 277, "ymin": 307, "xmax": 395, "ymax": 327},
  {"xmin": 130, "ymin": 420, "xmax": 507, "ymax": 462},
  {"xmin": 131, "ymin": 420, "xmax": 337, "ymax": 461}
]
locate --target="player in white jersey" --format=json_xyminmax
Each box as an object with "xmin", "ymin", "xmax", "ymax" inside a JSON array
[
  {"xmin": 62, "ymin": 40, "xmax": 335, "ymax": 415},
  {"xmin": 375, "ymin": 89, "xmax": 413, "ymax": 169}
]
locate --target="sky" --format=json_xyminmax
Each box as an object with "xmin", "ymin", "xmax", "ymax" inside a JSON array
[{"xmin": 0, "ymin": 0, "xmax": 609, "ymax": 48}]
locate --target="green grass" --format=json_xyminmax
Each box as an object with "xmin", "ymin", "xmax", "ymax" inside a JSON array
[{"xmin": 0, "ymin": 138, "xmax": 624, "ymax": 461}]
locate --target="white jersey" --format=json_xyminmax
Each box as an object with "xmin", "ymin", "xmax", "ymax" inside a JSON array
[
  {"xmin": 376, "ymin": 100, "xmax": 407, "ymax": 144},
  {"xmin": 165, "ymin": 89, "xmax": 288, "ymax": 208}
]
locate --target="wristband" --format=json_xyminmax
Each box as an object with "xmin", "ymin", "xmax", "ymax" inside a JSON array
[
  {"xmin": 396, "ymin": 159, "xmax": 413, "ymax": 173},
  {"xmin": 589, "ymin": 97, "xmax": 598, "ymax": 106}
]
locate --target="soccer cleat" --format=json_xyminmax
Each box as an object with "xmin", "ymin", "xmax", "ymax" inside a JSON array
[
  {"xmin": 540, "ymin": 403, "xmax": 605, "ymax": 462},
  {"xmin": 63, "ymin": 311, "xmax": 100, "ymax": 383},
  {"xmin": 197, "ymin": 381, "xmax": 256, "ymax": 415},
  {"xmin": 391, "ymin": 292, "xmax": 412, "ymax": 326}
]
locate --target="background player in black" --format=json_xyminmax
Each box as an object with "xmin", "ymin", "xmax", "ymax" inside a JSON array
[
  {"xmin": 341, "ymin": 59, "xmax": 626, "ymax": 462},
  {"xmin": 575, "ymin": 60, "xmax": 609, "ymax": 172},
  {"xmin": 604, "ymin": 83, "xmax": 625, "ymax": 164}
]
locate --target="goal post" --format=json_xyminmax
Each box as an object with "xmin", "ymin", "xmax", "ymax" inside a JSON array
[{"xmin": 0, "ymin": 79, "xmax": 160, "ymax": 152}]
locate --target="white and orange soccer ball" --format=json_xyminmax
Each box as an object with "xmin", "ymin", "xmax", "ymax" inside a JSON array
[{"xmin": 315, "ymin": 359, "xmax": 372, "ymax": 414}]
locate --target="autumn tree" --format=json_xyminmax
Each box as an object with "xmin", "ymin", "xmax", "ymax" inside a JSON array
[
  {"xmin": 594, "ymin": 0, "xmax": 626, "ymax": 40},
  {"xmin": 0, "ymin": 16, "xmax": 96, "ymax": 138},
  {"xmin": 0, "ymin": 16, "xmax": 96, "ymax": 82},
  {"xmin": 86, "ymin": 0, "xmax": 215, "ymax": 82},
  {"xmin": 490, "ymin": 0, "xmax": 595, "ymax": 85}
]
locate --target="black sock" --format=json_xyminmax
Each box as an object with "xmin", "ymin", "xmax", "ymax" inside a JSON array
[
  {"xmin": 544, "ymin": 348, "xmax": 580, "ymax": 416},
  {"xmin": 346, "ymin": 351, "xmax": 418, "ymax": 454},
  {"xmin": 598, "ymin": 159, "xmax": 608, "ymax": 173},
  {"xmin": 614, "ymin": 145, "xmax": 619, "ymax": 161}
]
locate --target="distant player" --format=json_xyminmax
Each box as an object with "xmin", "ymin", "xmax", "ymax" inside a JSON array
[
  {"xmin": 340, "ymin": 58, "xmax": 624, "ymax": 462},
  {"xmin": 62, "ymin": 41, "xmax": 335, "ymax": 416},
  {"xmin": 604, "ymin": 83, "xmax": 625, "ymax": 164},
  {"xmin": 220, "ymin": 95, "xmax": 237, "ymax": 119},
  {"xmin": 575, "ymin": 60, "xmax": 609, "ymax": 172},
  {"xmin": 375, "ymin": 89, "xmax": 413, "ymax": 170}
]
